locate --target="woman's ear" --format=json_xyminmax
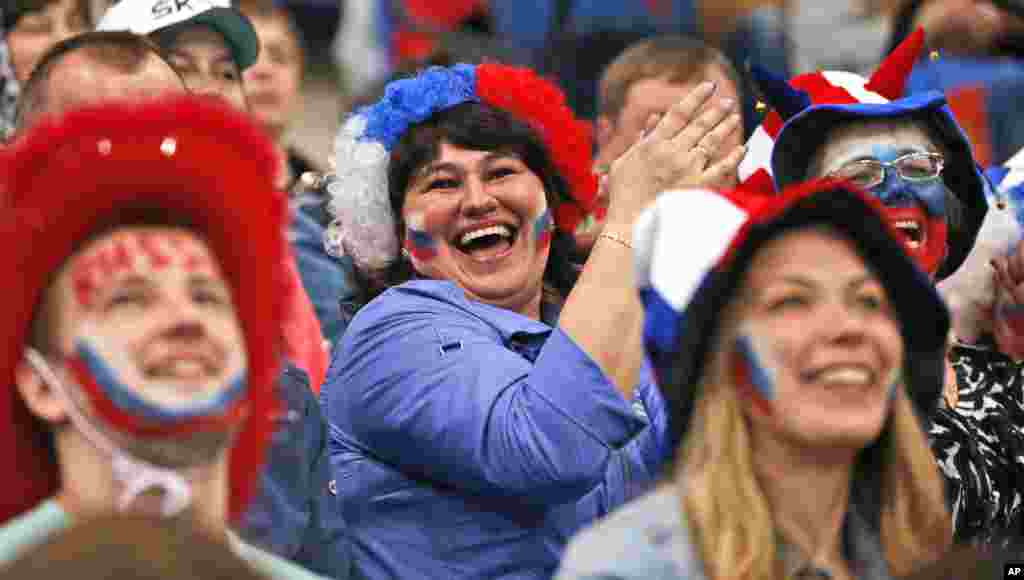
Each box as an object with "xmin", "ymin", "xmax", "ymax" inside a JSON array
[{"xmin": 15, "ymin": 354, "xmax": 69, "ymax": 424}]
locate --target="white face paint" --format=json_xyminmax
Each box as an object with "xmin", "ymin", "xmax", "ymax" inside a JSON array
[{"xmin": 811, "ymin": 122, "xmax": 941, "ymax": 178}]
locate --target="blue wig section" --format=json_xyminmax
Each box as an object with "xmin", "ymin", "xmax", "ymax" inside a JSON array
[
  {"xmin": 734, "ymin": 334, "xmax": 775, "ymax": 400},
  {"xmin": 75, "ymin": 340, "xmax": 247, "ymax": 424},
  {"xmin": 358, "ymin": 64, "xmax": 479, "ymax": 150}
]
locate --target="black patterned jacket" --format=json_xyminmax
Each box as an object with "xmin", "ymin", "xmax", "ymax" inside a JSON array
[{"xmin": 930, "ymin": 343, "xmax": 1024, "ymax": 545}]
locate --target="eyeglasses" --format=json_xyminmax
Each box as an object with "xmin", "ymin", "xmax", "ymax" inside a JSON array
[{"xmin": 828, "ymin": 152, "xmax": 945, "ymax": 190}]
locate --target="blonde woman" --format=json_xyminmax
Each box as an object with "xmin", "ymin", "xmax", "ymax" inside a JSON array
[{"xmin": 556, "ymin": 180, "xmax": 952, "ymax": 580}]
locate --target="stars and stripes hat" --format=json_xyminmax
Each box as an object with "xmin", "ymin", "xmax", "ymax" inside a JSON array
[
  {"xmin": 634, "ymin": 179, "xmax": 950, "ymax": 451},
  {"xmin": 738, "ymin": 29, "xmax": 988, "ymax": 281}
]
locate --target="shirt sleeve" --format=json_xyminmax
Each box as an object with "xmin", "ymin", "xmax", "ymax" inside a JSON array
[{"xmin": 322, "ymin": 294, "xmax": 648, "ymax": 505}]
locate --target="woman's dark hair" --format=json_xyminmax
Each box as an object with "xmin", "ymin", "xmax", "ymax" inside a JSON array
[{"xmin": 350, "ymin": 101, "xmax": 580, "ymax": 307}]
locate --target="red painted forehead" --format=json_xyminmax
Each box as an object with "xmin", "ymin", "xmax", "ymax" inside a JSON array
[{"xmin": 68, "ymin": 228, "xmax": 220, "ymax": 309}]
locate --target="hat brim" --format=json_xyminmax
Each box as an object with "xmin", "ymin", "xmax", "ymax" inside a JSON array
[
  {"xmin": 184, "ymin": 7, "xmax": 260, "ymax": 70},
  {"xmin": 660, "ymin": 185, "xmax": 950, "ymax": 453},
  {"xmin": 771, "ymin": 92, "xmax": 988, "ymax": 281}
]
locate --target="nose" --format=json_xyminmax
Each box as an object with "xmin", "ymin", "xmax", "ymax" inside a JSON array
[
  {"xmin": 461, "ymin": 176, "xmax": 498, "ymax": 217},
  {"xmin": 872, "ymin": 168, "xmax": 918, "ymax": 207},
  {"xmin": 821, "ymin": 299, "xmax": 870, "ymax": 347}
]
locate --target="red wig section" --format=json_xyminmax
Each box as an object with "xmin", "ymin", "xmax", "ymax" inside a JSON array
[{"xmin": 474, "ymin": 64, "xmax": 599, "ymax": 234}]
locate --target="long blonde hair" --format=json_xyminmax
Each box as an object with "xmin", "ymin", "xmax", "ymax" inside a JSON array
[{"xmin": 678, "ymin": 324, "xmax": 951, "ymax": 579}]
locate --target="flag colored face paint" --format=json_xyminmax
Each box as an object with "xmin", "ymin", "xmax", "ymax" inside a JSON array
[
  {"xmin": 58, "ymin": 227, "xmax": 248, "ymax": 437},
  {"xmin": 813, "ymin": 125, "xmax": 949, "ymax": 276},
  {"xmin": 731, "ymin": 332, "xmax": 777, "ymax": 417}
]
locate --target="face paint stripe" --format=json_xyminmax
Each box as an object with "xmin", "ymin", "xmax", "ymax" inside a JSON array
[
  {"xmin": 405, "ymin": 227, "xmax": 438, "ymax": 262},
  {"xmin": 734, "ymin": 334, "xmax": 776, "ymax": 400},
  {"xmin": 533, "ymin": 207, "xmax": 553, "ymax": 248},
  {"xmin": 68, "ymin": 341, "xmax": 248, "ymax": 438}
]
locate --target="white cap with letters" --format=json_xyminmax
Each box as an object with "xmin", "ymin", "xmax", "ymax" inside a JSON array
[{"xmin": 97, "ymin": 0, "xmax": 259, "ymax": 69}]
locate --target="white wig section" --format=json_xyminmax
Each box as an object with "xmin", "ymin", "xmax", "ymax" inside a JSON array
[{"xmin": 323, "ymin": 115, "xmax": 400, "ymax": 272}]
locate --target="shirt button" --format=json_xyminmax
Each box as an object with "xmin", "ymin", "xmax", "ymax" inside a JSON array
[{"xmin": 632, "ymin": 401, "xmax": 649, "ymax": 419}]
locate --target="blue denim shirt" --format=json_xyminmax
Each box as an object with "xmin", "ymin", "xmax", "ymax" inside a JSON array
[
  {"xmin": 289, "ymin": 208, "xmax": 355, "ymax": 345},
  {"xmin": 239, "ymin": 364, "xmax": 351, "ymax": 579},
  {"xmin": 321, "ymin": 280, "xmax": 669, "ymax": 580}
]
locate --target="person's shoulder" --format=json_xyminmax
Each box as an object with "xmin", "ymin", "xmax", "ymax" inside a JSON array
[
  {"xmin": 345, "ymin": 280, "xmax": 476, "ymax": 333},
  {"xmin": 557, "ymin": 485, "xmax": 704, "ymax": 580},
  {"xmin": 232, "ymin": 536, "xmax": 335, "ymax": 580},
  {"xmin": 0, "ymin": 500, "xmax": 69, "ymax": 567}
]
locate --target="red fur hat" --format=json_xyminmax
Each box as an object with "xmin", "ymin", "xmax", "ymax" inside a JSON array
[{"xmin": 0, "ymin": 96, "xmax": 288, "ymax": 524}]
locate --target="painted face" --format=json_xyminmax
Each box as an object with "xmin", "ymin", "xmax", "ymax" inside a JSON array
[
  {"xmin": 729, "ymin": 228, "xmax": 903, "ymax": 451},
  {"xmin": 8, "ymin": 0, "xmax": 87, "ymax": 83},
  {"xmin": 161, "ymin": 25, "xmax": 248, "ymax": 112},
  {"xmin": 243, "ymin": 12, "xmax": 303, "ymax": 140},
  {"xmin": 811, "ymin": 121, "xmax": 948, "ymax": 276},
  {"xmin": 401, "ymin": 142, "xmax": 553, "ymax": 316},
  {"xmin": 53, "ymin": 226, "xmax": 247, "ymax": 437}
]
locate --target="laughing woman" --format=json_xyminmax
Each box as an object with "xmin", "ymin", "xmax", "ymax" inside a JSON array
[
  {"xmin": 556, "ymin": 180, "xmax": 952, "ymax": 580},
  {"xmin": 319, "ymin": 64, "xmax": 746, "ymax": 580}
]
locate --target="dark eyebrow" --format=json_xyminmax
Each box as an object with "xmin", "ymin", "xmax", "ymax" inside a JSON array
[{"xmin": 417, "ymin": 151, "xmax": 523, "ymax": 178}]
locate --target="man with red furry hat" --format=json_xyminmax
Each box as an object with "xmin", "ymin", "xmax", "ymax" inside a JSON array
[{"xmin": 0, "ymin": 95, "xmax": 326, "ymax": 579}]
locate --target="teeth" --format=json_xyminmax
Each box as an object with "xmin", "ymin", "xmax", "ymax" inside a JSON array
[
  {"xmin": 460, "ymin": 225, "xmax": 512, "ymax": 245},
  {"xmin": 893, "ymin": 220, "xmax": 922, "ymax": 248},
  {"xmin": 818, "ymin": 366, "xmax": 871, "ymax": 385},
  {"xmin": 165, "ymin": 359, "xmax": 204, "ymax": 377}
]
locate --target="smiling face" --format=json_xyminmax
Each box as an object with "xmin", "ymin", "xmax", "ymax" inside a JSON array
[
  {"xmin": 809, "ymin": 119, "xmax": 949, "ymax": 277},
  {"xmin": 52, "ymin": 226, "xmax": 246, "ymax": 415},
  {"xmin": 160, "ymin": 24, "xmax": 247, "ymax": 111},
  {"xmin": 401, "ymin": 142, "xmax": 553, "ymax": 318},
  {"xmin": 8, "ymin": 0, "xmax": 88, "ymax": 83},
  {"xmin": 728, "ymin": 228, "xmax": 903, "ymax": 452}
]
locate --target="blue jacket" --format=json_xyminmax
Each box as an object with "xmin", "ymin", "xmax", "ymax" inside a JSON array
[
  {"xmin": 239, "ymin": 364, "xmax": 351, "ymax": 579},
  {"xmin": 321, "ymin": 280, "xmax": 669, "ymax": 580},
  {"xmin": 289, "ymin": 208, "xmax": 356, "ymax": 346}
]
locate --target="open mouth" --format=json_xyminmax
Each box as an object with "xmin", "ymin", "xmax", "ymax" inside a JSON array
[
  {"xmin": 802, "ymin": 364, "xmax": 877, "ymax": 388},
  {"xmin": 453, "ymin": 223, "xmax": 519, "ymax": 260},
  {"xmin": 893, "ymin": 219, "xmax": 924, "ymax": 249},
  {"xmin": 143, "ymin": 354, "xmax": 221, "ymax": 381}
]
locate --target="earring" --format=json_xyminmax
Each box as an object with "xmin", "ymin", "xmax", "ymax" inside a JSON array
[{"xmin": 401, "ymin": 248, "xmax": 411, "ymax": 259}]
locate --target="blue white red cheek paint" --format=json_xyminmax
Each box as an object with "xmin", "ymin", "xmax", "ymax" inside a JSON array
[
  {"xmin": 531, "ymin": 201, "xmax": 553, "ymax": 249},
  {"xmin": 403, "ymin": 211, "xmax": 438, "ymax": 265},
  {"xmin": 731, "ymin": 332, "xmax": 778, "ymax": 416}
]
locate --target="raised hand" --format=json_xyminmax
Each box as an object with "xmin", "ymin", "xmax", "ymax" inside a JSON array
[{"xmin": 603, "ymin": 81, "xmax": 745, "ymax": 228}]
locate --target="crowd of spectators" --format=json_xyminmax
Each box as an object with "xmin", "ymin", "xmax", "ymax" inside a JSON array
[{"xmin": 3, "ymin": 1, "xmax": 1024, "ymax": 579}]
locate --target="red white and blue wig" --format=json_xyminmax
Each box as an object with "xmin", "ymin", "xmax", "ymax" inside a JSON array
[{"xmin": 325, "ymin": 63, "xmax": 599, "ymax": 274}]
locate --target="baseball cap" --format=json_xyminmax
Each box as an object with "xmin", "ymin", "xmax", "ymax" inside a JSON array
[{"xmin": 97, "ymin": 0, "xmax": 260, "ymax": 70}]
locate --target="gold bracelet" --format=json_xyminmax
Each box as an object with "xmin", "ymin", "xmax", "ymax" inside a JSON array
[{"xmin": 598, "ymin": 231, "xmax": 633, "ymax": 249}]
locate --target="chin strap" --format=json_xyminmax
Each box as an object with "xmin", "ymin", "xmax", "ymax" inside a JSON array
[{"xmin": 25, "ymin": 348, "xmax": 193, "ymax": 517}]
